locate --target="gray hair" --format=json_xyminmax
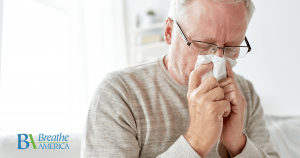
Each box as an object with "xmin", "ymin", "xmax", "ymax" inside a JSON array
[{"xmin": 168, "ymin": 0, "xmax": 255, "ymax": 24}]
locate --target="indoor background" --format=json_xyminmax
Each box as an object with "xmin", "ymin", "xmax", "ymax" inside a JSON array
[{"xmin": 0, "ymin": 0, "xmax": 299, "ymax": 157}]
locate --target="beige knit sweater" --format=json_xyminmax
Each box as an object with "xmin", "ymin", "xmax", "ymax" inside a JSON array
[{"xmin": 81, "ymin": 55, "xmax": 280, "ymax": 158}]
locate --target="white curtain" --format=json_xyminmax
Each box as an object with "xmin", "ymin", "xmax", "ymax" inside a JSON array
[
  {"xmin": 0, "ymin": 0, "xmax": 3, "ymax": 88},
  {"xmin": 0, "ymin": 0, "xmax": 127, "ymax": 135},
  {"xmin": 69, "ymin": 0, "xmax": 128, "ymax": 132}
]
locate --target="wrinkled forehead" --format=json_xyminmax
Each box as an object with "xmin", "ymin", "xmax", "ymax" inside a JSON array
[
  {"xmin": 185, "ymin": 0, "xmax": 248, "ymax": 20},
  {"xmin": 184, "ymin": 0, "xmax": 248, "ymax": 43}
]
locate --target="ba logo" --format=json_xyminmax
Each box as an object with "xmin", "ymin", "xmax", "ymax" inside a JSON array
[
  {"xmin": 17, "ymin": 134, "xmax": 37, "ymax": 149},
  {"xmin": 17, "ymin": 133, "xmax": 70, "ymax": 150}
]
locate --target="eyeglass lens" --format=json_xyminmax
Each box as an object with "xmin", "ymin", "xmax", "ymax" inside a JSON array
[{"xmin": 188, "ymin": 40, "xmax": 248, "ymax": 60}]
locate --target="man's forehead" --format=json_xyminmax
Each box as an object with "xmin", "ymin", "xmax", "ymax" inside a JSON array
[
  {"xmin": 184, "ymin": 0, "xmax": 248, "ymax": 27},
  {"xmin": 184, "ymin": 0, "xmax": 248, "ymax": 44}
]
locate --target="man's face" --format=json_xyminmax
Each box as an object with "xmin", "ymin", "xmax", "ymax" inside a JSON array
[{"xmin": 168, "ymin": 0, "xmax": 248, "ymax": 87}]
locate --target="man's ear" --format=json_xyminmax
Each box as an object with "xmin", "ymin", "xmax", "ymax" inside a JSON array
[{"xmin": 164, "ymin": 17, "xmax": 173, "ymax": 45}]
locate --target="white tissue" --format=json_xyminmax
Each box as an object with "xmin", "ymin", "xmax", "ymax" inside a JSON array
[{"xmin": 194, "ymin": 55, "xmax": 237, "ymax": 82}]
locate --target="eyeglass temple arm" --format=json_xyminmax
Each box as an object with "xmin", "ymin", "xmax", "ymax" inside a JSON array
[
  {"xmin": 172, "ymin": 19, "xmax": 191, "ymax": 46},
  {"xmin": 245, "ymin": 36, "xmax": 251, "ymax": 52},
  {"xmin": 172, "ymin": 19, "xmax": 251, "ymax": 52}
]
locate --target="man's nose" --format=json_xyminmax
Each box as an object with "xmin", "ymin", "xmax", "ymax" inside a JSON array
[{"xmin": 214, "ymin": 48, "xmax": 224, "ymax": 58}]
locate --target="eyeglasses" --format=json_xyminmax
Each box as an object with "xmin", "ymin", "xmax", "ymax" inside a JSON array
[{"xmin": 172, "ymin": 19, "xmax": 251, "ymax": 60}]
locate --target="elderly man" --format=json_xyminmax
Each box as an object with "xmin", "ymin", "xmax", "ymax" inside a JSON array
[{"xmin": 81, "ymin": 0, "xmax": 280, "ymax": 157}]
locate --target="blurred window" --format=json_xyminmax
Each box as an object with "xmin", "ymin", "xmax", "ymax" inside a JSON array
[{"xmin": 0, "ymin": 0, "xmax": 71, "ymax": 134}]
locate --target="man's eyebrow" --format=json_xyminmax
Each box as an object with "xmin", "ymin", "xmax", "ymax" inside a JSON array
[
  {"xmin": 226, "ymin": 39, "xmax": 242, "ymax": 45},
  {"xmin": 191, "ymin": 35, "xmax": 215, "ymax": 43}
]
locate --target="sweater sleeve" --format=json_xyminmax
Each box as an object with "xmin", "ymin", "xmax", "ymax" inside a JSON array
[
  {"xmin": 81, "ymin": 73, "xmax": 140, "ymax": 158},
  {"xmin": 216, "ymin": 79, "xmax": 280, "ymax": 158},
  {"xmin": 156, "ymin": 135, "xmax": 201, "ymax": 158}
]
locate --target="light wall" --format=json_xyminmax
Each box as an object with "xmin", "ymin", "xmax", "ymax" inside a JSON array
[{"xmin": 234, "ymin": 0, "xmax": 300, "ymax": 116}]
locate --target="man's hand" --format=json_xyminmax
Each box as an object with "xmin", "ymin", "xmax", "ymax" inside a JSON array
[
  {"xmin": 219, "ymin": 60, "xmax": 247, "ymax": 157},
  {"xmin": 185, "ymin": 62, "xmax": 231, "ymax": 158}
]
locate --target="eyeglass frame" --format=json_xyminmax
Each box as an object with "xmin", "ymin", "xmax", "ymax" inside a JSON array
[{"xmin": 171, "ymin": 19, "xmax": 252, "ymax": 57}]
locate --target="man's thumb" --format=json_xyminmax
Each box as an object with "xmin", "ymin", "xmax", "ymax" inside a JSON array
[{"xmin": 188, "ymin": 62, "xmax": 214, "ymax": 90}]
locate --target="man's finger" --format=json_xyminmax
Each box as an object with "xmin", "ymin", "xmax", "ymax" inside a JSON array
[
  {"xmin": 204, "ymin": 86, "xmax": 224, "ymax": 101},
  {"xmin": 219, "ymin": 77, "xmax": 244, "ymax": 97},
  {"xmin": 222, "ymin": 83, "xmax": 236, "ymax": 94},
  {"xmin": 188, "ymin": 62, "xmax": 213, "ymax": 90},
  {"xmin": 224, "ymin": 91, "xmax": 242, "ymax": 106},
  {"xmin": 219, "ymin": 77, "xmax": 235, "ymax": 88},
  {"xmin": 216, "ymin": 100, "xmax": 231, "ymax": 118},
  {"xmin": 224, "ymin": 91, "xmax": 246, "ymax": 115},
  {"xmin": 198, "ymin": 76, "xmax": 220, "ymax": 94},
  {"xmin": 226, "ymin": 60, "xmax": 235, "ymax": 79}
]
